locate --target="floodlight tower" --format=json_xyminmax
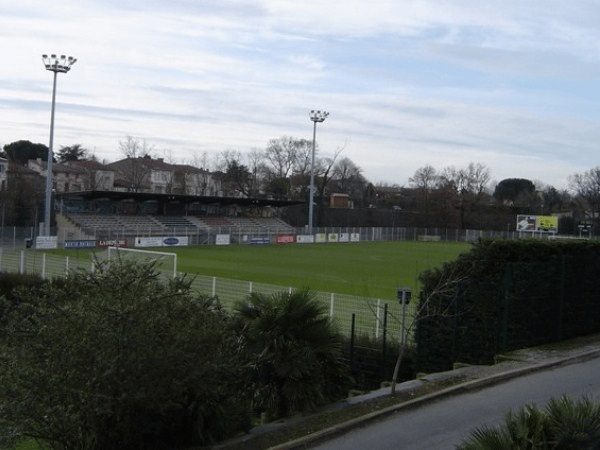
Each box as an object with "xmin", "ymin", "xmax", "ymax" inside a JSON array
[
  {"xmin": 308, "ymin": 110, "xmax": 329, "ymax": 235},
  {"xmin": 41, "ymin": 54, "xmax": 77, "ymax": 236}
]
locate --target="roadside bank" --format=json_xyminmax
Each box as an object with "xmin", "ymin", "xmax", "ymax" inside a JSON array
[{"xmin": 212, "ymin": 333, "xmax": 600, "ymax": 450}]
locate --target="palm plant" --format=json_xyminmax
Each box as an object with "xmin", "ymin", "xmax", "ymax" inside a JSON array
[
  {"xmin": 458, "ymin": 395, "xmax": 600, "ymax": 450},
  {"xmin": 546, "ymin": 396, "xmax": 600, "ymax": 449},
  {"xmin": 235, "ymin": 288, "xmax": 351, "ymax": 419}
]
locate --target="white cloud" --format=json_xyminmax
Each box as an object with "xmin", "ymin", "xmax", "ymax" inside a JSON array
[{"xmin": 2, "ymin": 0, "xmax": 600, "ymax": 193}]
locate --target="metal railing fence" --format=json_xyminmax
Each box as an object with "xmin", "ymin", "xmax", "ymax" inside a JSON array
[
  {"xmin": 0, "ymin": 248, "xmax": 416, "ymax": 343},
  {"xmin": 0, "ymin": 225, "xmax": 570, "ymax": 249}
]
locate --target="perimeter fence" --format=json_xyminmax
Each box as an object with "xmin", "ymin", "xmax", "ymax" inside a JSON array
[
  {"xmin": 0, "ymin": 224, "xmax": 577, "ymax": 342},
  {"xmin": 0, "ymin": 224, "xmax": 569, "ymax": 249},
  {"xmin": 0, "ymin": 247, "xmax": 415, "ymax": 343}
]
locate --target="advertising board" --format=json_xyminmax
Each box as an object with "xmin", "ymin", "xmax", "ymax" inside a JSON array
[
  {"xmin": 134, "ymin": 236, "xmax": 188, "ymax": 247},
  {"xmin": 276, "ymin": 235, "xmax": 295, "ymax": 244},
  {"xmin": 216, "ymin": 234, "xmax": 231, "ymax": 245},
  {"xmin": 296, "ymin": 235, "xmax": 315, "ymax": 244},
  {"xmin": 35, "ymin": 236, "xmax": 58, "ymax": 249},
  {"xmin": 516, "ymin": 215, "xmax": 558, "ymax": 233},
  {"xmin": 98, "ymin": 239, "xmax": 128, "ymax": 248},
  {"xmin": 249, "ymin": 236, "xmax": 270, "ymax": 244},
  {"xmin": 536, "ymin": 216, "xmax": 558, "ymax": 232},
  {"xmin": 315, "ymin": 233, "xmax": 327, "ymax": 243},
  {"xmin": 328, "ymin": 233, "xmax": 338, "ymax": 242},
  {"xmin": 162, "ymin": 236, "xmax": 188, "ymax": 247},
  {"xmin": 135, "ymin": 237, "xmax": 163, "ymax": 247},
  {"xmin": 64, "ymin": 240, "xmax": 96, "ymax": 249}
]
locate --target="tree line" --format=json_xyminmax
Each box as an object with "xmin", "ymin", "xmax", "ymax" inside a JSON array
[{"xmin": 3, "ymin": 137, "xmax": 600, "ymax": 233}]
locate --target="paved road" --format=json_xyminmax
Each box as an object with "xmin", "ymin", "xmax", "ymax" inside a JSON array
[{"xmin": 310, "ymin": 356, "xmax": 600, "ymax": 449}]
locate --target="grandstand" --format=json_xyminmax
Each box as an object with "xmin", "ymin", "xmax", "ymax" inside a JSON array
[{"xmin": 58, "ymin": 190, "xmax": 299, "ymax": 243}]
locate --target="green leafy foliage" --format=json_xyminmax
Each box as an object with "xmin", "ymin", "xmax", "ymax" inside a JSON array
[
  {"xmin": 0, "ymin": 259, "xmax": 250, "ymax": 449},
  {"xmin": 235, "ymin": 288, "xmax": 352, "ymax": 419},
  {"xmin": 341, "ymin": 334, "xmax": 413, "ymax": 391},
  {"xmin": 458, "ymin": 396, "xmax": 600, "ymax": 449},
  {"xmin": 2, "ymin": 140, "xmax": 49, "ymax": 164},
  {"xmin": 416, "ymin": 239, "xmax": 600, "ymax": 373}
]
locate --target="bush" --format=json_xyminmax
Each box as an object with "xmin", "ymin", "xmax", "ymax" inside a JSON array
[
  {"xmin": 458, "ymin": 395, "xmax": 600, "ymax": 449},
  {"xmin": 0, "ymin": 259, "xmax": 251, "ymax": 449},
  {"xmin": 235, "ymin": 288, "xmax": 352, "ymax": 419},
  {"xmin": 341, "ymin": 334, "xmax": 414, "ymax": 391},
  {"xmin": 416, "ymin": 239, "xmax": 600, "ymax": 373},
  {"xmin": 0, "ymin": 272, "xmax": 46, "ymax": 300}
]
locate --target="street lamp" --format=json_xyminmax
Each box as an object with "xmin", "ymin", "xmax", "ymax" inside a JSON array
[
  {"xmin": 41, "ymin": 54, "xmax": 77, "ymax": 236},
  {"xmin": 308, "ymin": 110, "xmax": 329, "ymax": 235}
]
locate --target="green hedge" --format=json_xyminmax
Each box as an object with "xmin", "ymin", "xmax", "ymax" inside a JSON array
[{"xmin": 415, "ymin": 239, "xmax": 600, "ymax": 373}]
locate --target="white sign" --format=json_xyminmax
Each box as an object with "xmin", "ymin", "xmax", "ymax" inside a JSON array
[
  {"xmin": 328, "ymin": 233, "xmax": 338, "ymax": 242},
  {"xmin": 216, "ymin": 234, "xmax": 230, "ymax": 245},
  {"xmin": 162, "ymin": 236, "xmax": 188, "ymax": 247},
  {"xmin": 315, "ymin": 233, "xmax": 327, "ymax": 243},
  {"xmin": 35, "ymin": 236, "xmax": 58, "ymax": 249},
  {"xmin": 135, "ymin": 237, "xmax": 163, "ymax": 247},
  {"xmin": 339, "ymin": 233, "xmax": 350, "ymax": 242},
  {"xmin": 296, "ymin": 235, "xmax": 315, "ymax": 244},
  {"xmin": 351, "ymin": 233, "xmax": 361, "ymax": 242}
]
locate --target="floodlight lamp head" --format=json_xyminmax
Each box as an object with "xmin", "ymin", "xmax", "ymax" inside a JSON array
[
  {"xmin": 309, "ymin": 109, "xmax": 329, "ymax": 123},
  {"xmin": 42, "ymin": 53, "xmax": 77, "ymax": 73}
]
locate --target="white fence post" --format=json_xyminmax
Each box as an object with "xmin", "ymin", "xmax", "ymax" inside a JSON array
[
  {"xmin": 19, "ymin": 250, "xmax": 25, "ymax": 274},
  {"xmin": 330, "ymin": 293, "xmax": 335, "ymax": 318},
  {"xmin": 42, "ymin": 253, "xmax": 46, "ymax": 279}
]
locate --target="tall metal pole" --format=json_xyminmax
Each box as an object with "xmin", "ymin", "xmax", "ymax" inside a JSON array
[
  {"xmin": 308, "ymin": 120, "xmax": 317, "ymax": 235},
  {"xmin": 44, "ymin": 70, "xmax": 58, "ymax": 237},
  {"xmin": 41, "ymin": 54, "xmax": 77, "ymax": 236},
  {"xmin": 308, "ymin": 110, "xmax": 328, "ymax": 235}
]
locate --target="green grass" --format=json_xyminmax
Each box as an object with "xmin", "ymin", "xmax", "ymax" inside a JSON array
[{"xmin": 52, "ymin": 240, "xmax": 471, "ymax": 299}]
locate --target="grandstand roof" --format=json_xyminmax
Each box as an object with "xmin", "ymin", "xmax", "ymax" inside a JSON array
[{"xmin": 58, "ymin": 190, "xmax": 303, "ymax": 208}]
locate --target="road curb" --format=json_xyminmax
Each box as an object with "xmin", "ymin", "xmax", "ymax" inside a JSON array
[{"xmin": 274, "ymin": 348, "xmax": 600, "ymax": 450}]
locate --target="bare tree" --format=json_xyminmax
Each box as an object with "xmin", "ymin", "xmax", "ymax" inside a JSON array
[
  {"xmin": 264, "ymin": 137, "xmax": 298, "ymax": 180},
  {"xmin": 437, "ymin": 163, "xmax": 491, "ymax": 229},
  {"xmin": 314, "ymin": 146, "xmax": 344, "ymax": 213},
  {"xmin": 246, "ymin": 148, "xmax": 265, "ymax": 197},
  {"xmin": 113, "ymin": 137, "xmax": 155, "ymax": 192},
  {"xmin": 409, "ymin": 165, "xmax": 438, "ymax": 214},
  {"xmin": 119, "ymin": 136, "xmax": 154, "ymax": 160},
  {"xmin": 215, "ymin": 150, "xmax": 255, "ymax": 197},
  {"xmin": 291, "ymin": 139, "xmax": 315, "ymax": 179},
  {"xmin": 332, "ymin": 156, "xmax": 368, "ymax": 206},
  {"xmin": 189, "ymin": 151, "xmax": 216, "ymax": 195},
  {"xmin": 569, "ymin": 167, "xmax": 600, "ymax": 232}
]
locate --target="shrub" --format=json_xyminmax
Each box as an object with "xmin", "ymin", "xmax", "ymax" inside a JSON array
[
  {"xmin": 0, "ymin": 259, "xmax": 250, "ymax": 449},
  {"xmin": 458, "ymin": 395, "xmax": 600, "ymax": 449},
  {"xmin": 416, "ymin": 239, "xmax": 600, "ymax": 373},
  {"xmin": 235, "ymin": 288, "xmax": 352, "ymax": 419},
  {"xmin": 341, "ymin": 334, "xmax": 414, "ymax": 391}
]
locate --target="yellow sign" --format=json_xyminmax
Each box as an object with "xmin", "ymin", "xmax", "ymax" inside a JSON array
[{"xmin": 536, "ymin": 215, "xmax": 558, "ymax": 232}]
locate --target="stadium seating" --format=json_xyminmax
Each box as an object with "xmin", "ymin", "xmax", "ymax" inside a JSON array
[{"xmin": 63, "ymin": 213, "xmax": 294, "ymax": 239}]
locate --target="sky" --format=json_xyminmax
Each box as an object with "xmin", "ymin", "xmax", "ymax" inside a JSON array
[{"xmin": 2, "ymin": 1, "xmax": 600, "ymax": 191}]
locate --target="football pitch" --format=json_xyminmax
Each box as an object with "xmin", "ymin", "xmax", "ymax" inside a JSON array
[
  {"xmin": 141, "ymin": 240, "xmax": 471, "ymax": 299},
  {"xmin": 26, "ymin": 240, "xmax": 472, "ymax": 339}
]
